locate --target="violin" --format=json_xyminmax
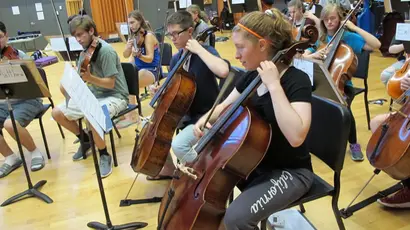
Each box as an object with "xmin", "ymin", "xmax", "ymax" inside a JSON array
[
  {"xmin": 0, "ymin": 46, "xmax": 19, "ymax": 60},
  {"xmin": 157, "ymin": 25, "xmax": 319, "ymax": 230},
  {"xmin": 387, "ymin": 54, "xmax": 410, "ymax": 100},
  {"xmin": 79, "ymin": 38, "xmax": 101, "ymax": 73}
]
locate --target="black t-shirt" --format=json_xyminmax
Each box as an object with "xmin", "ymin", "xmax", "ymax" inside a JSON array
[
  {"xmin": 170, "ymin": 46, "xmax": 228, "ymax": 124},
  {"xmin": 235, "ymin": 67, "xmax": 313, "ymax": 172}
]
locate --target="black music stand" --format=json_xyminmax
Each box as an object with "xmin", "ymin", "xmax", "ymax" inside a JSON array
[
  {"xmin": 59, "ymin": 69, "xmax": 147, "ymax": 229},
  {"xmin": 86, "ymin": 126, "xmax": 147, "ymax": 230},
  {"xmin": 0, "ymin": 61, "xmax": 53, "ymax": 207},
  {"xmin": 293, "ymin": 58, "xmax": 347, "ymax": 106}
]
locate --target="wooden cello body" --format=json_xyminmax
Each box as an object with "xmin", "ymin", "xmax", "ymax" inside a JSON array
[
  {"xmin": 132, "ymin": 72, "xmax": 196, "ymax": 176},
  {"xmin": 327, "ymin": 42, "xmax": 358, "ymax": 94},
  {"xmin": 366, "ymin": 100, "xmax": 410, "ymax": 180},
  {"xmin": 387, "ymin": 54, "xmax": 410, "ymax": 100},
  {"xmin": 131, "ymin": 27, "xmax": 217, "ymax": 177},
  {"xmin": 158, "ymin": 106, "xmax": 271, "ymax": 229}
]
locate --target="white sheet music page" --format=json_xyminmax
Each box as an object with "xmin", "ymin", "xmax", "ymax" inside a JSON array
[
  {"xmin": 292, "ymin": 58, "xmax": 314, "ymax": 86},
  {"xmin": 0, "ymin": 63, "xmax": 27, "ymax": 84},
  {"xmin": 60, "ymin": 62, "xmax": 110, "ymax": 139},
  {"xmin": 396, "ymin": 23, "xmax": 410, "ymax": 41}
]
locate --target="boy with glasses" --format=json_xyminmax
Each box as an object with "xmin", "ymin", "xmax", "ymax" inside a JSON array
[{"xmin": 148, "ymin": 11, "xmax": 229, "ymax": 180}]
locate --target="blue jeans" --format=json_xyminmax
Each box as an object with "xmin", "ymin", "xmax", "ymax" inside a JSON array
[
  {"xmin": 171, "ymin": 125, "xmax": 199, "ymax": 163},
  {"xmin": 380, "ymin": 60, "xmax": 405, "ymax": 85}
]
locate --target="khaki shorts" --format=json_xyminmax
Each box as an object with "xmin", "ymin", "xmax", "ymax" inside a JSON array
[{"xmin": 57, "ymin": 96, "xmax": 127, "ymax": 121}]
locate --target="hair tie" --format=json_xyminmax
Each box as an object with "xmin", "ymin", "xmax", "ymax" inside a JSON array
[{"xmin": 265, "ymin": 9, "xmax": 274, "ymax": 18}]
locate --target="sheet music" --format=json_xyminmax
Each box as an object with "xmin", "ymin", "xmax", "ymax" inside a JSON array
[
  {"xmin": 179, "ymin": 0, "xmax": 192, "ymax": 8},
  {"xmin": 232, "ymin": 0, "xmax": 245, "ymax": 4},
  {"xmin": 0, "ymin": 63, "xmax": 28, "ymax": 84},
  {"xmin": 396, "ymin": 23, "xmax": 410, "ymax": 41},
  {"xmin": 293, "ymin": 58, "xmax": 314, "ymax": 86},
  {"xmin": 120, "ymin": 24, "xmax": 129, "ymax": 35},
  {"xmin": 50, "ymin": 37, "xmax": 83, "ymax": 51},
  {"xmin": 60, "ymin": 63, "xmax": 112, "ymax": 139}
]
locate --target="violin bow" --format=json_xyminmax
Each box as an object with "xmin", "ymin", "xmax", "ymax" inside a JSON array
[
  {"xmin": 49, "ymin": 0, "xmax": 72, "ymax": 63},
  {"xmin": 155, "ymin": 11, "xmax": 170, "ymax": 85}
]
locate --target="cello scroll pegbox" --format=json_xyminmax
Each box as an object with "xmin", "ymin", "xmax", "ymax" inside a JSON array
[{"xmin": 301, "ymin": 24, "xmax": 319, "ymax": 45}]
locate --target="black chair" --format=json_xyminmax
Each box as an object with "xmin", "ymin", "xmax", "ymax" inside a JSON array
[
  {"xmin": 260, "ymin": 95, "xmax": 351, "ymax": 230},
  {"xmin": 351, "ymin": 50, "xmax": 371, "ymax": 130},
  {"xmin": 218, "ymin": 66, "xmax": 246, "ymax": 101},
  {"xmin": 34, "ymin": 68, "xmax": 65, "ymax": 159},
  {"xmin": 209, "ymin": 33, "xmax": 216, "ymax": 48},
  {"xmin": 78, "ymin": 63, "xmax": 142, "ymax": 167},
  {"xmin": 160, "ymin": 43, "xmax": 173, "ymax": 80}
]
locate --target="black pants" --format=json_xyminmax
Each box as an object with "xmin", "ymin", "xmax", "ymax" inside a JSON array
[{"xmin": 344, "ymin": 85, "xmax": 357, "ymax": 144}]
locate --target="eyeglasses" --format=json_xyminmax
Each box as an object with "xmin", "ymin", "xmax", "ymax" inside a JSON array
[{"xmin": 165, "ymin": 28, "xmax": 188, "ymax": 39}]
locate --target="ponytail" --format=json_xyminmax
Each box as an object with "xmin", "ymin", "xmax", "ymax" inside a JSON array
[{"xmin": 187, "ymin": 4, "xmax": 209, "ymax": 23}]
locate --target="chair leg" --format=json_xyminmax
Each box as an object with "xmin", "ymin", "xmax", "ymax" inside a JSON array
[
  {"xmin": 39, "ymin": 118, "xmax": 51, "ymax": 159},
  {"xmin": 57, "ymin": 123, "xmax": 65, "ymax": 139},
  {"xmin": 364, "ymin": 89, "xmax": 371, "ymax": 130},
  {"xmin": 79, "ymin": 119, "xmax": 87, "ymax": 160},
  {"xmin": 260, "ymin": 219, "xmax": 268, "ymax": 230},
  {"xmin": 299, "ymin": 204, "xmax": 306, "ymax": 213},
  {"xmin": 113, "ymin": 123, "xmax": 122, "ymax": 139},
  {"xmin": 332, "ymin": 200, "xmax": 346, "ymax": 230},
  {"xmin": 332, "ymin": 173, "xmax": 346, "ymax": 230},
  {"xmin": 109, "ymin": 130, "xmax": 118, "ymax": 167}
]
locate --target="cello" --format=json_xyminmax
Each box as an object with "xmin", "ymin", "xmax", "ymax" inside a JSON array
[
  {"xmin": 131, "ymin": 27, "xmax": 218, "ymax": 177},
  {"xmin": 295, "ymin": 0, "xmax": 317, "ymax": 41},
  {"xmin": 320, "ymin": 0, "xmax": 362, "ymax": 95},
  {"xmin": 157, "ymin": 25, "xmax": 318, "ymax": 230},
  {"xmin": 366, "ymin": 55, "xmax": 410, "ymax": 180},
  {"xmin": 387, "ymin": 54, "xmax": 410, "ymax": 100},
  {"xmin": 366, "ymin": 97, "xmax": 410, "ymax": 180}
]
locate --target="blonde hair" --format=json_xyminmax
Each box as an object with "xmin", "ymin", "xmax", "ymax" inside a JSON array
[
  {"xmin": 288, "ymin": 0, "xmax": 304, "ymax": 11},
  {"xmin": 232, "ymin": 9, "xmax": 292, "ymax": 56},
  {"xmin": 128, "ymin": 10, "xmax": 152, "ymax": 31},
  {"xmin": 319, "ymin": 4, "xmax": 344, "ymax": 43},
  {"xmin": 187, "ymin": 4, "xmax": 209, "ymax": 23}
]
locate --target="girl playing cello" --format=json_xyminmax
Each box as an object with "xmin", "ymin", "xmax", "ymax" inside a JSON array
[
  {"xmin": 303, "ymin": 4, "xmax": 381, "ymax": 161},
  {"xmin": 171, "ymin": 9, "xmax": 315, "ymax": 229}
]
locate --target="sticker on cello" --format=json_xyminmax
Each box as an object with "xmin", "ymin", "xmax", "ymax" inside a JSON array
[{"xmin": 395, "ymin": 23, "xmax": 410, "ymax": 42}]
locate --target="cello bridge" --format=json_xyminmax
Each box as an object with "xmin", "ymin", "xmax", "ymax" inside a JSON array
[{"xmin": 176, "ymin": 163, "xmax": 197, "ymax": 180}]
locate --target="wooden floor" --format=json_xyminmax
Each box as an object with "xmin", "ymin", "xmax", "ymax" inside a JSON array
[{"xmin": 1, "ymin": 33, "xmax": 410, "ymax": 230}]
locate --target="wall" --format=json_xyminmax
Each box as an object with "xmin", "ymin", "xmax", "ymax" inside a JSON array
[{"xmin": 0, "ymin": 0, "xmax": 71, "ymax": 51}]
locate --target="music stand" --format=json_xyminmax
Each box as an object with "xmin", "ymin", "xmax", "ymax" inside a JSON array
[
  {"xmin": 86, "ymin": 126, "xmax": 147, "ymax": 230},
  {"xmin": 0, "ymin": 60, "xmax": 53, "ymax": 207},
  {"xmin": 293, "ymin": 58, "xmax": 347, "ymax": 106},
  {"xmin": 59, "ymin": 64, "xmax": 147, "ymax": 229}
]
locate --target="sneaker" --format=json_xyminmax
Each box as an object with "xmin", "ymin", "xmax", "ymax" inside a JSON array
[
  {"xmin": 349, "ymin": 143, "xmax": 364, "ymax": 161},
  {"xmin": 0, "ymin": 159, "xmax": 23, "ymax": 178},
  {"xmin": 99, "ymin": 154, "xmax": 113, "ymax": 178},
  {"xmin": 73, "ymin": 142, "xmax": 92, "ymax": 161},
  {"xmin": 378, "ymin": 187, "xmax": 410, "ymax": 208}
]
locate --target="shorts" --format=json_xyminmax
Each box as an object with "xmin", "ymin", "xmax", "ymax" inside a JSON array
[{"xmin": 0, "ymin": 99, "xmax": 43, "ymax": 130}]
